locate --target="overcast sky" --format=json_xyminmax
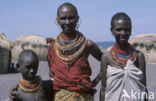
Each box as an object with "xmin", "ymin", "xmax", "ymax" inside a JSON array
[{"xmin": 0, "ymin": 0, "xmax": 156, "ymax": 42}]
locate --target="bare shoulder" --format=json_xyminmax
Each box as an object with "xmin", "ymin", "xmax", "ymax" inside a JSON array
[
  {"xmin": 134, "ymin": 50, "xmax": 146, "ymax": 69},
  {"xmin": 101, "ymin": 52, "xmax": 110, "ymax": 64},
  {"xmin": 101, "ymin": 52, "xmax": 108, "ymax": 60},
  {"xmin": 135, "ymin": 50, "xmax": 145, "ymax": 59},
  {"xmin": 86, "ymin": 39, "xmax": 94, "ymax": 47}
]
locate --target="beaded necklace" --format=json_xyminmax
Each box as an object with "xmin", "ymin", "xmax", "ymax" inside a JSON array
[
  {"xmin": 18, "ymin": 76, "xmax": 42, "ymax": 94},
  {"xmin": 54, "ymin": 32, "xmax": 86, "ymax": 70},
  {"xmin": 110, "ymin": 43, "xmax": 136, "ymax": 67}
]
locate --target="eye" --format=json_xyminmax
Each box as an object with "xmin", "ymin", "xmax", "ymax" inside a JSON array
[
  {"xmin": 24, "ymin": 66, "xmax": 31, "ymax": 70},
  {"xmin": 60, "ymin": 17, "xmax": 66, "ymax": 20},
  {"xmin": 68, "ymin": 16, "xmax": 76, "ymax": 20},
  {"xmin": 115, "ymin": 28, "xmax": 122, "ymax": 32}
]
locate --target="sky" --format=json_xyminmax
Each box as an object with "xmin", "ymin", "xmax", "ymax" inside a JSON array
[{"xmin": 0, "ymin": 0, "xmax": 156, "ymax": 42}]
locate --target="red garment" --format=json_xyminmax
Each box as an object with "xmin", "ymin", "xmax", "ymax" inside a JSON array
[{"xmin": 47, "ymin": 38, "xmax": 93, "ymax": 93}]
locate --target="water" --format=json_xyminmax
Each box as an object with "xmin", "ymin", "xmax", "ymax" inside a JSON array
[{"xmin": 96, "ymin": 41, "xmax": 114, "ymax": 48}]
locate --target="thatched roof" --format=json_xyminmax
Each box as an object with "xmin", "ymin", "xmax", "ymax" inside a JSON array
[
  {"xmin": 0, "ymin": 32, "xmax": 12, "ymax": 49},
  {"xmin": 12, "ymin": 34, "xmax": 49, "ymax": 61},
  {"xmin": 13, "ymin": 34, "xmax": 48, "ymax": 46},
  {"xmin": 129, "ymin": 33, "xmax": 156, "ymax": 64},
  {"xmin": 129, "ymin": 34, "xmax": 156, "ymax": 49}
]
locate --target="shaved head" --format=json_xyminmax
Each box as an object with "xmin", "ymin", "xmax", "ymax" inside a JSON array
[
  {"xmin": 111, "ymin": 12, "xmax": 131, "ymax": 28},
  {"xmin": 57, "ymin": 2, "xmax": 78, "ymax": 16},
  {"xmin": 18, "ymin": 50, "xmax": 39, "ymax": 66}
]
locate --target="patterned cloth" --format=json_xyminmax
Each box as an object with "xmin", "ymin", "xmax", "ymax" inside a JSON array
[
  {"xmin": 54, "ymin": 89, "xmax": 94, "ymax": 101},
  {"xmin": 47, "ymin": 33, "xmax": 93, "ymax": 93},
  {"xmin": 105, "ymin": 59, "xmax": 146, "ymax": 101}
]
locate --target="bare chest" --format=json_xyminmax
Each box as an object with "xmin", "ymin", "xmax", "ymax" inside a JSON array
[{"xmin": 17, "ymin": 89, "xmax": 48, "ymax": 101}]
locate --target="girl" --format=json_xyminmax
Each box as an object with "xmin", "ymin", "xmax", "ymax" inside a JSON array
[{"xmin": 100, "ymin": 12, "xmax": 147, "ymax": 101}]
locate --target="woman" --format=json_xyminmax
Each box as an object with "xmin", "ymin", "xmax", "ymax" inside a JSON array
[
  {"xmin": 47, "ymin": 2, "xmax": 103, "ymax": 101},
  {"xmin": 100, "ymin": 12, "xmax": 147, "ymax": 101}
]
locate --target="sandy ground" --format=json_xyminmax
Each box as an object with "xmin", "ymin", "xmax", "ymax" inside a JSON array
[{"xmin": 0, "ymin": 56, "xmax": 156, "ymax": 101}]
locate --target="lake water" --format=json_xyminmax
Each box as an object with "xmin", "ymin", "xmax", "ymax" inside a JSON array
[{"xmin": 96, "ymin": 41, "xmax": 114, "ymax": 48}]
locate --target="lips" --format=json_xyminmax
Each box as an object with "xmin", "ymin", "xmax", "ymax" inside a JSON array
[
  {"xmin": 64, "ymin": 25, "xmax": 73, "ymax": 30},
  {"xmin": 119, "ymin": 35, "xmax": 127, "ymax": 41},
  {"xmin": 28, "ymin": 73, "xmax": 35, "ymax": 77}
]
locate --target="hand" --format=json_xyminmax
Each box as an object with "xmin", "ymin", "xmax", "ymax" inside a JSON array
[
  {"xmin": 9, "ymin": 85, "xmax": 18, "ymax": 101},
  {"xmin": 92, "ymin": 72, "xmax": 101, "ymax": 87}
]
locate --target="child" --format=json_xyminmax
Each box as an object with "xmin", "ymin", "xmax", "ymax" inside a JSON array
[
  {"xmin": 10, "ymin": 50, "xmax": 52, "ymax": 101},
  {"xmin": 47, "ymin": 2, "xmax": 103, "ymax": 101},
  {"xmin": 100, "ymin": 12, "xmax": 147, "ymax": 101}
]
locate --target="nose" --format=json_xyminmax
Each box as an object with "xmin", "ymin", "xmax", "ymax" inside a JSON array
[
  {"xmin": 121, "ymin": 30, "xmax": 126, "ymax": 35},
  {"xmin": 65, "ymin": 19, "xmax": 70, "ymax": 24},
  {"xmin": 29, "ymin": 68, "xmax": 34, "ymax": 73}
]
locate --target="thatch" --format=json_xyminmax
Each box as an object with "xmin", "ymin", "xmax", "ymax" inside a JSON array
[
  {"xmin": 129, "ymin": 34, "xmax": 156, "ymax": 50},
  {"xmin": 129, "ymin": 33, "xmax": 156, "ymax": 64},
  {"xmin": 0, "ymin": 32, "xmax": 12, "ymax": 73},
  {"xmin": 0, "ymin": 33, "xmax": 12, "ymax": 49},
  {"xmin": 12, "ymin": 34, "xmax": 49, "ymax": 61}
]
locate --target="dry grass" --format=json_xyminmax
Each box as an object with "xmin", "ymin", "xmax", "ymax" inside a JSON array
[
  {"xmin": 129, "ymin": 33, "xmax": 156, "ymax": 64},
  {"xmin": 12, "ymin": 34, "xmax": 49, "ymax": 61},
  {"xmin": 129, "ymin": 33, "xmax": 156, "ymax": 49},
  {"xmin": 0, "ymin": 32, "xmax": 12, "ymax": 49}
]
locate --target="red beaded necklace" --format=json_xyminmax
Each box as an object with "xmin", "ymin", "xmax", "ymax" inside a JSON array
[
  {"xmin": 110, "ymin": 43, "xmax": 136, "ymax": 67},
  {"xmin": 18, "ymin": 76, "xmax": 42, "ymax": 94}
]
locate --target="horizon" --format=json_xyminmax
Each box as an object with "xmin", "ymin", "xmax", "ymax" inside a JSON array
[{"xmin": 0, "ymin": 0, "xmax": 156, "ymax": 42}]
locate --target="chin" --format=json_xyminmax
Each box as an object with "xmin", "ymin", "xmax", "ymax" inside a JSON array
[
  {"xmin": 27, "ymin": 76, "xmax": 36, "ymax": 81},
  {"xmin": 64, "ymin": 29, "xmax": 75, "ymax": 33}
]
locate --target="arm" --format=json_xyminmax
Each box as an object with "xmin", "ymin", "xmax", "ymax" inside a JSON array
[
  {"xmin": 88, "ymin": 40, "xmax": 103, "ymax": 86},
  {"xmin": 137, "ymin": 51, "xmax": 147, "ymax": 86},
  {"xmin": 137, "ymin": 51, "xmax": 148, "ymax": 101},
  {"xmin": 47, "ymin": 39, "xmax": 55, "ymax": 77},
  {"xmin": 92, "ymin": 72, "xmax": 101, "ymax": 87},
  {"xmin": 100, "ymin": 53, "xmax": 108, "ymax": 101},
  {"xmin": 47, "ymin": 48, "xmax": 54, "ymax": 77},
  {"xmin": 9, "ymin": 85, "xmax": 18, "ymax": 101},
  {"xmin": 87, "ymin": 40, "xmax": 103, "ymax": 61},
  {"xmin": 43, "ymin": 80, "xmax": 53, "ymax": 101}
]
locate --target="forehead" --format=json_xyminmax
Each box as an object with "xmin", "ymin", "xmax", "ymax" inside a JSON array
[
  {"xmin": 58, "ymin": 6, "xmax": 77, "ymax": 16},
  {"xmin": 19, "ymin": 56, "xmax": 38, "ymax": 66},
  {"xmin": 113, "ymin": 19, "xmax": 131, "ymax": 28}
]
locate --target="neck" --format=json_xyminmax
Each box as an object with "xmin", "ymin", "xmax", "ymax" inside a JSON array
[
  {"xmin": 116, "ymin": 42, "xmax": 130, "ymax": 51},
  {"xmin": 22, "ymin": 76, "xmax": 38, "ymax": 83},
  {"xmin": 61, "ymin": 31, "xmax": 77, "ymax": 40}
]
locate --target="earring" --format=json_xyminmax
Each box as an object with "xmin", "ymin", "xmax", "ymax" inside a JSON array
[
  {"xmin": 56, "ymin": 17, "xmax": 58, "ymax": 22},
  {"xmin": 76, "ymin": 17, "xmax": 82, "ymax": 30},
  {"xmin": 54, "ymin": 17, "xmax": 62, "ymax": 32}
]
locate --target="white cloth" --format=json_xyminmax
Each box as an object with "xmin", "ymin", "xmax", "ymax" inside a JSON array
[{"xmin": 105, "ymin": 59, "xmax": 146, "ymax": 101}]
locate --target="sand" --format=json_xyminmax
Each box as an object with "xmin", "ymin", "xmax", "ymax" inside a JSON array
[{"xmin": 0, "ymin": 56, "xmax": 156, "ymax": 101}]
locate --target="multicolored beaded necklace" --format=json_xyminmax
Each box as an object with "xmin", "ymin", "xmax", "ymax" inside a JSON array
[
  {"xmin": 110, "ymin": 43, "xmax": 136, "ymax": 67},
  {"xmin": 54, "ymin": 32, "xmax": 86, "ymax": 70},
  {"xmin": 18, "ymin": 76, "xmax": 42, "ymax": 94}
]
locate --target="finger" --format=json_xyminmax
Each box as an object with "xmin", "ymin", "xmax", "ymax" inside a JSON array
[{"xmin": 9, "ymin": 93, "xmax": 15, "ymax": 100}]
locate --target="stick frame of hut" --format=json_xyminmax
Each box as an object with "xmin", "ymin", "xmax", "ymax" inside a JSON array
[{"xmin": 0, "ymin": 33, "xmax": 12, "ymax": 73}]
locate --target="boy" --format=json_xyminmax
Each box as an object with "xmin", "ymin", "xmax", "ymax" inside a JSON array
[{"xmin": 10, "ymin": 50, "xmax": 52, "ymax": 101}]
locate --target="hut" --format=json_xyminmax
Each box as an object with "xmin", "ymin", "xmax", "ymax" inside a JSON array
[
  {"xmin": 129, "ymin": 34, "xmax": 156, "ymax": 64},
  {"xmin": 12, "ymin": 34, "xmax": 49, "ymax": 61},
  {"xmin": 0, "ymin": 33, "xmax": 12, "ymax": 73}
]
